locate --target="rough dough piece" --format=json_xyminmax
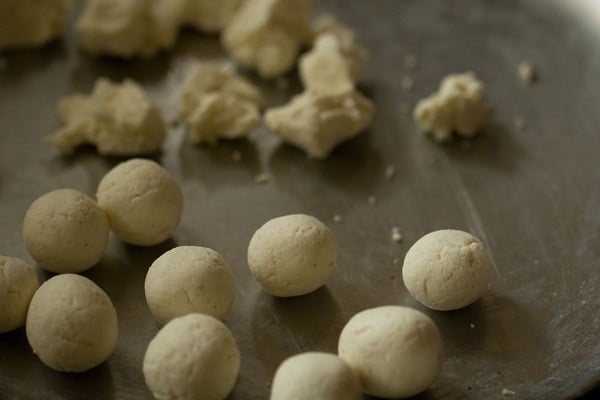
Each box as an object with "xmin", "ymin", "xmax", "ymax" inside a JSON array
[
  {"xmin": 0, "ymin": 0, "xmax": 72, "ymax": 51},
  {"xmin": 96, "ymin": 159, "xmax": 183, "ymax": 246},
  {"xmin": 0, "ymin": 257, "xmax": 39, "ymax": 333},
  {"xmin": 264, "ymin": 90, "xmax": 374, "ymax": 159},
  {"xmin": 270, "ymin": 352, "xmax": 361, "ymax": 400},
  {"xmin": 182, "ymin": 0, "xmax": 247, "ymax": 33},
  {"xmin": 23, "ymin": 189, "xmax": 110, "ymax": 273},
  {"xmin": 143, "ymin": 313, "xmax": 240, "ymax": 400},
  {"xmin": 145, "ymin": 246, "xmax": 236, "ymax": 325},
  {"xmin": 50, "ymin": 78, "xmax": 166, "ymax": 156},
  {"xmin": 338, "ymin": 306, "xmax": 444, "ymax": 398},
  {"xmin": 247, "ymin": 214, "xmax": 337, "ymax": 297},
  {"xmin": 402, "ymin": 229, "xmax": 491, "ymax": 310},
  {"xmin": 222, "ymin": 0, "xmax": 312, "ymax": 79},
  {"xmin": 26, "ymin": 274, "xmax": 118, "ymax": 372},
  {"xmin": 413, "ymin": 72, "xmax": 488, "ymax": 142}
]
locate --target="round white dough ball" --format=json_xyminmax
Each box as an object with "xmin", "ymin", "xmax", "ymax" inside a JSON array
[
  {"xmin": 402, "ymin": 229, "xmax": 491, "ymax": 310},
  {"xmin": 26, "ymin": 274, "xmax": 118, "ymax": 372},
  {"xmin": 247, "ymin": 214, "xmax": 337, "ymax": 297},
  {"xmin": 96, "ymin": 158, "xmax": 183, "ymax": 246},
  {"xmin": 145, "ymin": 246, "xmax": 236, "ymax": 324},
  {"xmin": 338, "ymin": 306, "xmax": 444, "ymax": 399},
  {"xmin": 270, "ymin": 352, "xmax": 361, "ymax": 400},
  {"xmin": 0, "ymin": 256, "xmax": 40, "ymax": 333},
  {"xmin": 23, "ymin": 188, "xmax": 110, "ymax": 273},
  {"xmin": 143, "ymin": 313, "xmax": 240, "ymax": 400}
]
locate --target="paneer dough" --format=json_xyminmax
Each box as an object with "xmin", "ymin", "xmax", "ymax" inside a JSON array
[
  {"xmin": 0, "ymin": 257, "xmax": 39, "ymax": 333},
  {"xmin": 51, "ymin": 78, "xmax": 166, "ymax": 156},
  {"xmin": 182, "ymin": 0, "xmax": 247, "ymax": 33},
  {"xmin": 0, "ymin": 0, "xmax": 72, "ymax": 51}
]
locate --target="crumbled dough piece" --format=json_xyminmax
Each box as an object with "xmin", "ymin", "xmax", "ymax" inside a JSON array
[
  {"xmin": 333, "ymin": 214, "xmax": 343, "ymax": 223},
  {"xmin": 264, "ymin": 90, "xmax": 374, "ymax": 159},
  {"xmin": 23, "ymin": 189, "xmax": 110, "ymax": 273},
  {"xmin": 222, "ymin": 0, "xmax": 312, "ymax": 79},
  {"xmin": 338, "ymin": 306, "xmax": 444, "ymax": 398},
  {"xmin": 51, "ymin": 79, "xmax": 166, "ymax": 156},
  {"xmin": 0, "ymin": 1, "xmax": 72, "ymax": 51},
  {"xmin": 26, "ymin": 274, "xmax": 118, "ymax": 372},
  {"xmin": 254, "ymin": 173, "xmax": 270, "ymax": 184},
  {"xmin": 518, "ymin": 61, "xmax": 537, "ymax": 84},
  {"xmin": 413, "ymin": 72, "xmax": 489, "ymax": 142},
  {"xmin": 181, "ymin": 0, "xmax": 247, "ymax": 33},
  {"xmin": 502, "ymin": 388, "xmax": 516, "ymax": 396},
  {"xmin": 391, "ymin": 227, "xmax": 403, "ymax": 243},
  {"xmin": 0, "ymin": 257, "xmax": 39, "ymax": 333},
  {"xmin": 384, "ymin": 165, "xmax": 396, "ymax": 179}
]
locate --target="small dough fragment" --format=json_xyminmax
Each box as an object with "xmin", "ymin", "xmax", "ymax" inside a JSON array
[
  {"xmin": 145, "ymin": 246, "xmax": 236, "ymax": 325},
  {"xmin": 338, "ymin": 306, "xmax": 444, "ymax": 398},
  {"xmin": 26, "ymin": 274, "xmax": 118, "ymax": 372},
  {"xmin": 270, "ymin": 352, "xmax": 361, "ymax": 400},
  {"xmin": 247, "ymin": 214, "xmax": 337, "ymax": 297},
  {"xmin": 402, "ymin": 229, "xmax": 492, "ymax": 310},
  {"xmin": 517, "ymin": 60, "xmax": 537, "ymax": 84},
  {"xmin": 182, "ymin": 0, "xmax": 247, "ymax": 33},
  {"xmin": 143, "ymin": 313, "xmax": 240, "ymax": 400},
  {"xmin": 51, "ymin": 78, "xmax": 166, "ymax": 156},
  {"xmin": 23, "ymin": 189, "xmax": 110, "ymax": 273},
  {"xmin": 96, "ymin": 159, "xmax": 183, "ymax": 246},
  {"xmin": 264, "ymin": 90, "xmax": 374, "ymax": 159},
  {"xmin": 413, "ymin": 72, "xmax": 488, "ymax": 142},
  {"xmin": 0, "ymin": 257, "xmax": 39, "ymax": 333}
]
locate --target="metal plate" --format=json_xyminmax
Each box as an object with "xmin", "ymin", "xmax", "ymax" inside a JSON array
[{"xmin": 1, "ymin": 0, "xmax": 599, "ymax": 399}]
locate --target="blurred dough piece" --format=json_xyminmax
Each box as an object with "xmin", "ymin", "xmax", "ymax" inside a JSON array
[
  {"xmin": 182, "ymin": 0, "xmax": 247, "ymax": 33},
  {"xmin": 0, "ymin": 256, "xmax": 39, "ymax": 333}
]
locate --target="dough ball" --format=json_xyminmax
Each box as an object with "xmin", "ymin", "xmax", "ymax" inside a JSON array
[
  {"xmin": 145, "ymin": 246, "xmax": 236, "ymax": 324},
  {"xmin": 270, "ymin": 352, "xmax": 361, "ymax": 400},
  {"xmin": 247, "ymin": 214, "xmax": 337, "ymax": 297},
  {"xmin": 96, "ymin": 158, "xmax": 183, "ymax": 246},
  {"xmin": 23, "ymin": 189, "xmax": 110, "ymax": 273},
  {"xmin": 402, "ymin": 229, "xmax": 491, "ymax": 310},
  {"xmin": 26, "ymin": 274, "xmax": 118, "ymax": 372},
  {"xmin": 338, "ymin": 306, "xmax": 444, "ymax": 398},
  {"xmin": 0, "ymin": 256, "xmax": 39, "ymax": 333},
  {"xmin": 143, "ymin": 313, "xmax": 240, "ymax": 400}
]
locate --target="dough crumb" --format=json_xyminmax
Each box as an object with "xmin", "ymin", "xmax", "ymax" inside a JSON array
[
  {"xmin": 385, "ymin": 165, "xmax": 396, "ymax": 179},
  {"xmin": 401, "ymin": 76, "xmax": 414, "ymax": 91},
  {"xmin": 470, "ymin": 323, "xmax": 476, "ymax": 328},
  {"xmin": 518, "ymin": 61, "xmax": 537, "ymax": 84},
  {"xmin": 368, "ymin": 195, "xmax": 376, "ymax": 204},
  {"xmin": 502, "ymin": 388, "xmax": 516, "ymax": 396},
  {"xmin": 392, "ymin": 258, "xmax": 399, "ymax": 265},
  {"xmin": 333, "ymin": 214, "xmax": 343, "ymax": 223},
  {"xmin": 391, "ymin": 227, "xmax": 403, "ymax": 243},
  {"xmin": 254, "ymin": 173, "xmax": 270, "ymax": 184},
  {"xmin": 404, "ymin": 54, "xmax": 417, "ymax": 69}
]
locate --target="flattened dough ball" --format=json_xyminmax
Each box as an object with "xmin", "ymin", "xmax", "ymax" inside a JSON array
[
  {"xmin": 145, "ymin": 246, "xmax": 236, "ymax": 324},
  {"xmin": 338, "ymin": 306, "xmax": 444, "ymax": 398},
  {"xmin": 0, "ymin": 256, "xmax": 39, "ymax": 333},
  {"xmin": 143, "ymin": 313, "xmax": 240, "ymax": 400},
  {"xmin": 271, "ymin": 352, "xmax": 361, "ymax": 400},
  {"xmin": 23, "ymin": 189, "xmax": 110, "ymax": 273},
  {"xmin": 247, "ymin": 214, "xmax": 337, "ymax": 297},
  {"xmin": 97, "ymin": 159, "xmax": 183, "ymax": 246},
  {"xmin": 402, "ymin": 229, "xmax": 491, "ymax": 310},
  {"xmin": 26, "ymin": 274, "xmax": 118, "ymax": 372}
]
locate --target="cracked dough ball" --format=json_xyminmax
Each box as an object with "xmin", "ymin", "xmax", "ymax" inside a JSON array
[
  {"xmin": 338, "ymin": 306, "xmax": 444, "ymax": 399},
  {"xmin": 97, "ymin": 159, "xmax": 183, "ymax": 246},
  {"xmin": 247, "ymin": 214, "xmax": 337, "ymax": 297},
  {"xmin": 26, "ymin": 274, "xmax": 118, "ymax": 372},
  {"xmin": 23, "ymin": 189, "xmax": 110, "ymax": 273},
  {"xmin": 402, "ymin": 229, "xmax": 492, "ymax": 310},
  {"xmin": 0, "ymin": 257, "xmax": 39, "ymax": 333},
  {"xmin": 145, "ymin": 246, "xmax": 236, "ymax": 325},
  {"xmin": 271, "ymin": 352, "xmax": 361, "ymax": 400},
  {"xmin": 143, "ymin": 313, "xmax": 240, "ymax": 400}
]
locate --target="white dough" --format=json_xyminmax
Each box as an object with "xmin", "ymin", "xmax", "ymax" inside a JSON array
[
  {"xmin": 338, "ymin": 306, "xmax": 444, "ymax": 399},
  {"xmin": 182, "ymin": 0, "xmax": 247, "ymax": 33},
  {"xmin": 26, "ymin": 274, "xmax": 118, "ymax": 372},
  {"xmin": 145, "ymin": 246, "xmax": 236, "ymax": 324},
  {"xmin": 0, "ymin": 257, "xmax": 39, "ymax": 333},
  {"xmin": 270, "ymin": 352, "xmax": 361, "ymax": 400},
  {"xmin": 143, "ymin": 313, "xmax": 240, "ymax": 400},
  {"xmin": 402, "ymin": 229, "xmax": 491, "ymax": 310},
  {"xmin": 247, "ymin": 214, "xmax": 337, "ymax": 297},
  {"xmin": 23, "ymin": 189, "xmax": 110, "ymax": 273}
]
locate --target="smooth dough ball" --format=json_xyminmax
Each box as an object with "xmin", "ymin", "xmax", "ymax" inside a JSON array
[
  {"xmin": 247, "ymin": 214, "xmax": 337, "ymax": 297},
  {"xmin": 270, "ymin": 352, "xmax": 361, "ymax": 400},
  {"xmin": 0, "ymin": 256, "xmax": 39, "ymax": 333},
  {"xmin": 338, "ymin": 306, "xmax": 444, "ymax": 398},
  {"xmin": 96, "ymin": 158, "xmax": 183, "ymax": 246},
  {"xmin": 26, "ymin": 274, "xmax": 118, "ymax": 372},
  {"xmin": 143, "ymin": 313, "xmax": 240, "ymax": 400},
  {"xmin": 145, "ymin": 246, "xmax": 236, "ymax": 324},
  {"xmin": 402, "ymin": 229, "xmax": 491, "ymax": 310},
  {"xmin": 23, "ymin": 189, "xmax": 110, "ymax": 273}
]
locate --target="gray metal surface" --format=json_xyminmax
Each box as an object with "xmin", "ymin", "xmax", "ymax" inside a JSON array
[{"xmin": 1, "ymin": 0, "xmax": 599, "ymax": 399}]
